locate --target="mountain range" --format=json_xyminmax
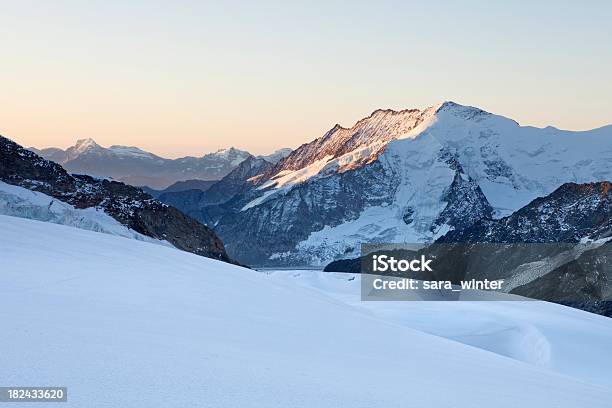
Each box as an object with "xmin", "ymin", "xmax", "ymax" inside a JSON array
[
  {"xmin": 30, "ymin": 139, "xmax": 291, "ymax": 189},
  {"xmin": 325, "ymin": 180, "xmax": 612, "ymax": 315},
  {"xmin": 0, "ymin": 135, "xmax": 233, "ymax": 263},
  {"xmin": 3, "ymin": 100, "xmax": 612, "ymax": 316},
  {"xmin": 159, "ymin": 101, "xmax": 612, "ymax": 267}
]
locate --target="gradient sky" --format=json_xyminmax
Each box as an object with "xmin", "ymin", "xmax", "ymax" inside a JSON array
[{"xmin": 1, "ymin": 0, "xmax": 611, "ymax": 157}]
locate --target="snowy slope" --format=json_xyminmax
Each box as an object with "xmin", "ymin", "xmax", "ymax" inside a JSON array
[
  {"xmin": 1, "ymin": 215, "xmax": 611, "ymax": 407},
  {"xmin": 414, "ymin": 103, "xmax": 612, "ymax": 215},
  {"xmin": 0, "ymin": 181, "xmax": 170, "ymax": 246},
  {"xmin": 265, "ymin": 270, "xmax": 612, "ymax": 389}
]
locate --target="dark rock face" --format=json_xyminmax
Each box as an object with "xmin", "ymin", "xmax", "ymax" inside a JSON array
[
  {"xmin": 433, "ymin": 181, "xmax": 612, "ymax": 316},
  {"xmin": 1, "ymin": 137, "xmax": 76, "ymax": 192},
  {"xmin": 215, "ymin": 160, "xmax": 399, "ymax": 266},
  {"xmin": 402, "ymin": 207, "xmax": 414, "ymax": 224},
  {"xmin": 323, "ymin": 257, "xmax": 361, "ymax": 273},
  {"xmin": 1, "ymin": 135, "xmax": 232, "ymax": 263},
  {"xmin": 440, "ymin": 182, "xmax": 612, "ymax": 244},
  {"xmin": 432, "ymin": 171, "xmax": 493, "ymax": 232},
  {"xmin": 512, "ymin": 242, "xmax": 612, "ymax": 315},
  {"xmin": 432, "ymin": 150, "xmax": 493, "ymax": 232}
]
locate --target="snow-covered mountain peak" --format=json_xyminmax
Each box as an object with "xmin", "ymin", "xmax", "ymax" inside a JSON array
[
  {"xmin": 433, "ymin": 101, "xmax": 521, "ymax": 129},
  {"xmin": 64, "ymin": 138, "xmax": 107, "ymax": 162},
  {"xmin": 73, "ymin": 137, "xmax": 100, "ymax": 152},
  {"xmin": 267, "ymin": 102, "xmax": 483, "ymax": 176},
  {"xmin": 213, "ymin": 146, "xmax": 246, "ymax": 156},
  {"xmin": 208, "ymin": 102, "xmax": 612, "ymax": 265},
  {"xmin": 435, "ymin": 100, "xmax": 471, "ymax": 111},
  {"xmin": 258, "ymin": 101, "xmax": 611, "ymax": 200},
  {"xmin": 435, "ymin": 100, "xmax": 482, "ymax": 113},
  {"xmin": 204, "ymin": 147, "xmax": 251, "ymax": 166},
  {"xmin": 31, "ymin": 139, "xmax": 260, "ymax": 188},
  {"xmin": 207, "ymin": 147, "xmax": 249, "ymax": 159}
]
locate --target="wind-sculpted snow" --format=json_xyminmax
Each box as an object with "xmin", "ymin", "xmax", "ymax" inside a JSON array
[
  {"xmin": 266, "ymin": 270, "xmax": 612, "ymax": 388},
  {"xmin": 2, "ymin": 215, "xmax": 612, "ymax": 407}
]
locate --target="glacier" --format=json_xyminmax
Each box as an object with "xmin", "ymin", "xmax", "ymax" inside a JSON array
[
  {"xmin": 1, "ymin": 214, "xmax": 612, "ymax": 407},
  {"xmin": 0, "ymin": 181, "xmax": 171, "ymax": 247}
]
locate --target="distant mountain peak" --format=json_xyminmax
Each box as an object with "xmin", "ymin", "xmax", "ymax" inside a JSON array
[
  {"xmin": 73, "ymin": 137, "xmax": 100, "ymax": 152},
  {"xmin": 30, "ymin": 140, "xmax": 262, "ymax": 189},
  {"xmin": 75, "ymin": 137, "xmax": 97, "ymax": 145}
]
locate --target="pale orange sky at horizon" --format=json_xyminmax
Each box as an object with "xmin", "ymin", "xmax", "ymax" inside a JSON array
[
  {"xmin": 2, "ymin": 1, "xmax": 611, "ymax": 158},
  {"xmin": 6, "ymin": 99, "xmax": 612, "ymax": 159}
]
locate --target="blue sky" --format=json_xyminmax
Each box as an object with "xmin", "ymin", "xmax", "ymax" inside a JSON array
[{"xmin": 1, "ymin": 0, "xmax": 610, "ymax": 156}]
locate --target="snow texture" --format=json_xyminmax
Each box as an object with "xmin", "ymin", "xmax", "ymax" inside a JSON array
[{"xmin": 1, "ymin": 214, "xmax": 611, "ymax": 407}]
